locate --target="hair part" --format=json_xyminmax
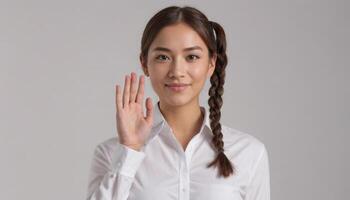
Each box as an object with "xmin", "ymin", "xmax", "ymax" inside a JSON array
[{"xmin": 140, "ymin": 6, "xmax": 235, "ymax": 178}]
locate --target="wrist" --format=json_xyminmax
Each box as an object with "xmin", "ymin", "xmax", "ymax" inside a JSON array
[{"xmin": 121, "ymin": 142, "xmax": 143, "ymax": 151}]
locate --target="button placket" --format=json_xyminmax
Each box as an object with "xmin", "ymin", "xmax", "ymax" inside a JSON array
[{"xmin": 179, "ymin": 157, "xmax": 190, "ymax": 200}]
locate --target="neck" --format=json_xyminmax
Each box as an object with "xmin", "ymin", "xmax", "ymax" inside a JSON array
[{"xmin": 158, "ymin": 99, "xmax": 204, "ymax": 139}]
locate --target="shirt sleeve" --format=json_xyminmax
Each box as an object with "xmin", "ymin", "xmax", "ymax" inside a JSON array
[
  {"xmin": 86, "ymin": 141, "xmax": 146, "ymax": 200},
  {"xmin": 245, "ymin": 144, "xmax": 271, "ymax": 200}
]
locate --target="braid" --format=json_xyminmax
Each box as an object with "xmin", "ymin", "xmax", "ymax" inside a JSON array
[{"xmin": 206, "ymin": 21, "xmax": 236, "ymax": 178}]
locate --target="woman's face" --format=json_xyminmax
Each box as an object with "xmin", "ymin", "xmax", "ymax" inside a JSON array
[{"xmin": 141, "ymin": 22, "xmax": 217, "ymax": 107}]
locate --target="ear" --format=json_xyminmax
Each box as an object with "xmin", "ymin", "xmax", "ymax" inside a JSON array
[
  {"xmin": 139, "ymin": 55, "xmax": 149, "ymax": 77},
  {"xmin": 207, "ymin": 53, "xmax": 217, "ymax": 78}
]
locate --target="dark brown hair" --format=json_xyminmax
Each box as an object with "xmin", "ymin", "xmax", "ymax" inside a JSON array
[{"xmin": 139, "ymin": 6, "xmax": 235, "ymax": 178}]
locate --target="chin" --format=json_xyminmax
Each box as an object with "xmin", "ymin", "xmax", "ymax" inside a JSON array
[{"xmin": 161, "ymin": 96, "xmax": 195, "ymax": 107}]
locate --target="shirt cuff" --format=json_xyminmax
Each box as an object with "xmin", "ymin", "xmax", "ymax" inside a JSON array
[{"xmin": 110, "ymin": 143, "xmax": 146, "ymax": 178}]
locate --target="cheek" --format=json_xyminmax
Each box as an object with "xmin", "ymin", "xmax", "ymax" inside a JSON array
[
  {"xmin": 190, "ymin": 66, "xmax": 209, "ymax": 83},
  {"xmin": 148, "ymin": 74, "xmax": 166, "ymax": 95},
  {"xmin": 149, "ymin": 77, "xmax": 162, "ymax": 89}
]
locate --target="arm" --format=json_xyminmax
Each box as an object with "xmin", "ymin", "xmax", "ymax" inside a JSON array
[
  {"xmin": 245, "ymin": 145, "xmax": 271, "ymax": 200},
  {"xmin": 86, "ymin": 142, "xmax": 146, "ymax": 200}
]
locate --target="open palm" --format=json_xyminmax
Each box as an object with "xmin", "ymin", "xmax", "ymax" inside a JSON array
[{"xmin": 115, "ymin": 72, "xmax": 154, "ymax": 151}]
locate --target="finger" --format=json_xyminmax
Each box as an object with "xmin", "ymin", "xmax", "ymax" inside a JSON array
[
  {"xmin": 136, "ymin": 74, "xmax": 145, "ymax": 104},
  {"xmin": 123, "ymin": 74, "xmax": 130, "ymax": 108},
  {"xmin": 145, "ymin": 97, "xmax": 153, "ymax": 125},
  {"xmin": 137, "ymin": 75, "xmax": 145, "ymax": 117},
  {"xmin": 129, "ymin": 72, "xmax": 137, "ymax": 103},
  {"xmin": 115, "ymin": 84, "xmax": 123, "ymax": 112}
]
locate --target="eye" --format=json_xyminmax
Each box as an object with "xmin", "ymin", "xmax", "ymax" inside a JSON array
[
  {"xmin": 187, "ymin": 55, "xmax": 200, "ymax": 61},
  {"xmin": 155, "ymin": 55, "xmax": 169, "ymax": 62}
]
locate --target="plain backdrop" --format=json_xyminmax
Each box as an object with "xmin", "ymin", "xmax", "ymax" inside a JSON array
[{"xmin": 1, "ymin": 0, "xmax": 349, "ymax": 199}]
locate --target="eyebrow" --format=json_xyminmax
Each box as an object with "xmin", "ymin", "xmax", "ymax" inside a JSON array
[{"xmin": 151, "ymin": 46, "xmax": 203, "ymax": 52}]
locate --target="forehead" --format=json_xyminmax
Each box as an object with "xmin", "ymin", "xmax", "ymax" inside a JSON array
[{"xmin": 149, "ymin": 23, "xmax": 207, "ymax": 53}]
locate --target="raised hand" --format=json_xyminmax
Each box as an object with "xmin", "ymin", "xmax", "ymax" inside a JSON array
[{"xmin": 115, "ymin": 72, "xmax": 154, "ymax": 151}]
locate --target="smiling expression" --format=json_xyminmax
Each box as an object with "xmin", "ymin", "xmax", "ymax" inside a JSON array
[{"xmin": 141, "ymin": 22, "xmax": 217, "ymax": 106}]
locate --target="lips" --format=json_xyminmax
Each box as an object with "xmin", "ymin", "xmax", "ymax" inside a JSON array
[
  {"xmin": 165, "ymin": 83, "xmax": 189, "ymax": 92},
  {"xmin": 165, "ymin": 83, "xmax": 190, "ymax": 87}
]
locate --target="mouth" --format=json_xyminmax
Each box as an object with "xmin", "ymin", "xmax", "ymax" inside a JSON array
[
  {"xmin": 165, "ymin": 83, "xmax": 190, "ymax": 92},
  {"xmin": 165, "ymin": 83, "xmax": 190, "ymax": 87}
]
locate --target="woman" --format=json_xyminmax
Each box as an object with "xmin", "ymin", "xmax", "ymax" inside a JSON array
[{"xmin": 86, "ymin": 5, "xmax": 270, "ymax": 200}]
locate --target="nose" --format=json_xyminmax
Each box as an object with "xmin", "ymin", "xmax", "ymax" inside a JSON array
[{"xmin": 168, "ymin": 56, "xmax": 186, "ymax": 79}]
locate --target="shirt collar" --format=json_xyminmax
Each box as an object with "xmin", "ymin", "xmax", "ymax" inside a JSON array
[{"xmin": 145, "ymin": 100, "xmax": 212, "ymax": 145}]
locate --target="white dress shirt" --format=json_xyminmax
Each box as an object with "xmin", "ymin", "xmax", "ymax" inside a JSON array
[{"xmin": 86, "ymin": 101, "xmax": 270, "ymax": 200}]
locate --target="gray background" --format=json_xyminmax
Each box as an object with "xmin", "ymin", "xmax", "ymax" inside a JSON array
[{"xmin": 1, "ymin": 0, "xmax": 349, "ymax": 199}]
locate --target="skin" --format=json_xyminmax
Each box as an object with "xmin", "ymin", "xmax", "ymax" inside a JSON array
[{"xmin": 116, "ymin": 22, "xmax": 216, "ymax": 151}]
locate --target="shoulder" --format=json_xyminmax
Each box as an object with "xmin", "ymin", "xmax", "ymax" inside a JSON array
[
  {"xmin": 221, "ymin": 125, "xmax": 267, "ymax": 149},
  {"xmin": 220, "ymin": 124, "xmax": 268, "ymax": 160},
  {"xmin": 220, "ymin": 125, "xmax": 270, "ymax": 187}
]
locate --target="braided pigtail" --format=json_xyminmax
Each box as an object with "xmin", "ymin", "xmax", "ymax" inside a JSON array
[{"xmin": 206, "ymin": 21, "xmax": 236, "ymax": 178}]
